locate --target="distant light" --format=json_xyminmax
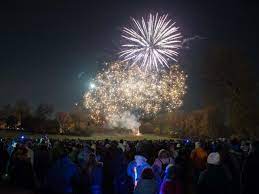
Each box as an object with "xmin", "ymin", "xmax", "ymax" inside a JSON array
[{"xmin": 21, "ymin": 135, "xmax": 24, "ymax": 139}]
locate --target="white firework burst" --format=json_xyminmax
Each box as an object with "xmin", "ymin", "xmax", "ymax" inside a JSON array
[{"xmin": 120, "ymin": 13, "xmax": 182, "ymax": 71}]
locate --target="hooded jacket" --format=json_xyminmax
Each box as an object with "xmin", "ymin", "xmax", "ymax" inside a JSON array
[
  {"xmin": 198, "ymin": 164, "xmax": 230, "ymax": 194},
  {"xmin": 127, "ymin": 155, "xmax": 150, "ymax": 183}
]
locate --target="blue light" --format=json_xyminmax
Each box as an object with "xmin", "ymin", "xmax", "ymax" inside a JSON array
[
  {"xmin": 21, "ymin": 135, "xmax": 24, "ymax": 139},
  {"xmin": 185, "ymin": 139, "xmax": 190, "ymax": 144}
]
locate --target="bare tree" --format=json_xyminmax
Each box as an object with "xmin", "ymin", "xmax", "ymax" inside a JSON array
[
  {"xmin": 35, "ymin": 104, "xmax": 54, "ymax": 120},
  {"xmin": 14, "ymin": 99, "xmax": 31, "ymax": 126},
  {"xmin": 56, "ymin": 112, "xmax": 72, "ymax": 133}
]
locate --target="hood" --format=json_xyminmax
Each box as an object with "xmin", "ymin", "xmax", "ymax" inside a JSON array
[{"xmin": 135, "ymin": 155, "xmax": 147, "ymax": 166}]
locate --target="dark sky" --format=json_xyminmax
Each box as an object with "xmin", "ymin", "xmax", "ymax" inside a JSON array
[{"xmin": 0, "ymin": 0, "xmax": 258, "ymax": 111}]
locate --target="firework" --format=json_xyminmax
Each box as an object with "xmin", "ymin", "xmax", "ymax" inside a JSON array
[
  {"xmin": 120, "ymin": 13, "xmax": 182, "ymax": 71},
  {"xmin": 84, "ymin": 62, "xmax": 187, "ymax": 124}
]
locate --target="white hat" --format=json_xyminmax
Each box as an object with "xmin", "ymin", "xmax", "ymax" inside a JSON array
[
  {"xmin": 135, "ymin": 155, "xmax": 147, "ymax": 162},
  {"xmin": 105, "ymin": 144, "xmax": 111, "ymax": 148},
  {"xmin": 195, "ymin": 142, "xmax": 200, "ymax": 149},
  {"xmin": 135, "ymin": 155, "xmax": 147, "ymax": 167},
  {"xmin": 207, "ymin": 152, "xmax": 220, "ymax": 165}
]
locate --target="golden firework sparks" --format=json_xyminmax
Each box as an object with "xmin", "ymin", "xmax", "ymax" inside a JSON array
[{"xmin": 84, "ymin": 62, "xmax": 187, "ymax": 124}]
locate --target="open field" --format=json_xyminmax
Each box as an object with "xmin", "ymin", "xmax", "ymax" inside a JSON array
[{"xmin": 0, "ymin": 130, "xmax": 173, "ymax": 141}]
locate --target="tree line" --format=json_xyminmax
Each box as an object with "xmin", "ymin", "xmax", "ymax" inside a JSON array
[
  {"xmin": 0, "ymin": 100, "xmax": 92, "ymax": 135},
  {"xmin": 141, "ymin": 46, "xmax": 259, "ymax": 138}
]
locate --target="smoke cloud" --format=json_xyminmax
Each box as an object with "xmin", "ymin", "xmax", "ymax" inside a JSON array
[
  {"xmin": 108, "ymin": 111, "xmax": 141, "ymax": 131},
  {"xmin": 182, "ymin": 35, "xmax": 207, "ymax": 49}
]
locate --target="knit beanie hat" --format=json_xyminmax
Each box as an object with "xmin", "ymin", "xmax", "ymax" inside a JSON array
[
  {"xmin": 195, "ymin": 142, "xmax": 200, "ymax": 149},
  {"xmin": 207, "ymin": 152, "xmax": 220, "ymax": 165}
]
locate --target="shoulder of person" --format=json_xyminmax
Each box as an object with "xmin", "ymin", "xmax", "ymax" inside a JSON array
[
  {"xmin": 153, "ymin": 158, "xmax": 161, "ymax": 163},
  {"xmin": 198, "ymin": 169, "xmax": 208, "ymax": 184}
]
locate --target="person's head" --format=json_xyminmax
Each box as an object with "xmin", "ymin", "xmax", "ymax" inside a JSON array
[
  {"xmin": 164, "ymin": 164, "xmax": 176, "ymax": 180},
  {"xmin": 52, "ymin": 143, "xmax": 66, "ymax": 160},
  {"xmin": 86, "ymin": 152, "xmax": 97, "ymax": 167},
  {"xmin": 169, "ymin": 144, "xmax": 175, "ymax": 152},
  {"xmin": 105, "ymin": 143, "xmax": 111, "ymax": 149},
  {"xmin": 195, "ymin": 142, "xmax": 200, "ymax": 149},
  {"xmin": 25, "ymin": 141, "xmax": 33, "ymax": 149},
  {"xmin": 71, "ymin": 146, "xmax": 77, "ymax": 152},
  {"xmin": 158, "ymin": 149, "xmax": 169, "ymax": 159},
  {"xmin": 84, "ymin": 152, "xmax": 101, "ymax": 177},
  {"xmin": 15, "ymin": 146, "xmax": 28, "ymax": 160},
  {"xmin": 207, "ymin": 152, "xmax": 220, "ymax": 166},
  {"xmin": 135, "ymin": 155, "xmax": 147, "ymax": 166},
  {"xmin": 141, "ymin": 167, "xmax": 154, "ymax": 179},
  {"xmin": 91, "ymin": 143, "xmax": 96, "ymax": 151}
]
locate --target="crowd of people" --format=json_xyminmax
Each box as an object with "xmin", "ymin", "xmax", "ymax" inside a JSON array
[{"xmin": 0, "ymin": 135, "xmax": 258, "ymax": 194}]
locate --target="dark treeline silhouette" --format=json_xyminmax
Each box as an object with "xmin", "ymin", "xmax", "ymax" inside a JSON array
[{"xmin": 0, "ymin": 100, "xmax": 92, "ymax": 135}]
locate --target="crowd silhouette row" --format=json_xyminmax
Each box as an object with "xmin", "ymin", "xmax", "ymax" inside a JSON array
[{"xmin": 0, "ymin": 136, "xmax": 258, "ymax": 194}]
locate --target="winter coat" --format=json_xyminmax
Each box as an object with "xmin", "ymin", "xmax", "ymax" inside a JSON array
[
  {"xmin": 89, "ymin": 165, "xmax": 103, "ymax": 193},
  {"xmin": 241, "ymin": 153, "xmax": 259, "ymax": 194},
  {"xmin": 127, "ymin": 159, "xmax": 150, "ymax": 183},
  {"xmin": 198, "ymin": 164, "xmax": 231, "ymax": 194},
  {"xmin": 160, "ymin": 179, "xmax": 183, "ymax": 194},
  {"xmin": 112, "ymin": 149, "xmax": 133, "ymax": 194},
  {"xmin": 153, "ymin": 157, "xmax": 174, "ymax": 176},
  {"xmin": 34, "ymin": 148, "xmax": 51, "ymax": 183},
  {"xmin": 134, "ymin": 179, "xmax": 158, "ymax": 194},
  {"xmin": 45, "ymin": 156, "xmax": 79, "ymax": 194},
  {"xmin": 10, "ymin": 158, "xmax": 35, "ymax": 189},
  {"xmin": 190, "ymin": 148, "xmax": 207, "ymax": 170},
  {"xmin": 78, "ymin": 146, "xmax": 90, "ymax": 167}
]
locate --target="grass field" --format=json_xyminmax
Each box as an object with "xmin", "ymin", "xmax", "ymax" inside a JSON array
[{"xmin": 0, "ymin": 130, "xmax": 172, "ymax": 141}]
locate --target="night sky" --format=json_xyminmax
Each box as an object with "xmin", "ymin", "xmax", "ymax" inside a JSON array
[{"xmin": 1, "ymin": 0, "xmax": 258, "ymax": 111}]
